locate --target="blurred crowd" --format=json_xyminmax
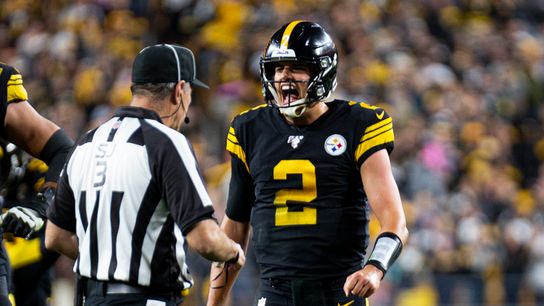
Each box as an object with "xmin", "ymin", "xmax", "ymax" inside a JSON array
[{"xmin": 2, "ymin": 0, "xmax": 544, "ymax": 306}]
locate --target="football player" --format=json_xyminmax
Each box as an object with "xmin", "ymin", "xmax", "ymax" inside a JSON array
[
  {"xmin": 0, "ymin": 63, "xmax": 73, "ymax": 305},
  {"xmin": 208, "ymin": 21, "xmax": 409, "ymax": 306},
  {"xmin": 1, "ymin": 143, "xmax": 60, "ymax": 306}
]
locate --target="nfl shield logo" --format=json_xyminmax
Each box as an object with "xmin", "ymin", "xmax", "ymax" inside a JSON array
[{"xmin": 287, "ymin": 135, "xmax": 304, "ymax": 149}]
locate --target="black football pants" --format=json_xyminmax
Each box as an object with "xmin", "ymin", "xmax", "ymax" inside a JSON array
[
  {"xmin": 0, "ymin": 241, "xmax": 11, "ymax": 306},
  {"xmin": 254, "ymin": 277, "xmax": 368, "ymax": 306}
]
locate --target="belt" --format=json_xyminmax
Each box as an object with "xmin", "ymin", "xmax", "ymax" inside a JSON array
[
  {"xmin": 105, "ymin": 282, "xmax": 147, "ymax": 294},
  {"xmin": 83, "ymin": 278, "xmax": 181, "ymax": 301},
  {"xmin": 267, "ymin": 276, "xmax": 344, "ymax": 287},
  {"xmin": 85, "ymin": 278, "xmax": 147, "ymax": 295}
]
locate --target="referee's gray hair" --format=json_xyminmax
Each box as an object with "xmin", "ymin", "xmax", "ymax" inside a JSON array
[{"xmin": 131, "ymin": 82, "xmax": 177, "ymax": 102}]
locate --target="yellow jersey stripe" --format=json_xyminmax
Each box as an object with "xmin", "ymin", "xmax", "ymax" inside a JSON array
[
  {"xmin": 9, "ymin": 74, "xmax": 22, "ymax": 81},
  {"xmin": 226, "ymin": 128, "xmax": 250, "ymax": 173},
  {"xmin": 6, "ymin": 73, "xmax": 27, "ymax": 102},
  {"xmin": 355, "ymin": 128, "xmax": 394, "ymax": 161},
  {"xmin": 7, "ymin": 84, "xmax": 28, "ymax": 102},
  {"xmin": 8, "ymin": 74, "xmax": 23, "ymax": 86},
  {"xmin": 239, "ymin": 103, "xmax": 268, "ymax": 116},
  {"xmin": 361, "ymin": 121, "xmax": 393, "ymax": 143},
  {"xmin": 363, "ymin": 117, "xmax": 392, "ymax": 136},
  {"xmin": 227, "ymin": 133, "xmax": 238, "ymax": 144},
  {"xmin": 280, "ymin": 20, "xmax": 304, "ymax": 49},
  {"xmin": 227, "ymin": 127, "xmax": 239, "ymax": 144}
]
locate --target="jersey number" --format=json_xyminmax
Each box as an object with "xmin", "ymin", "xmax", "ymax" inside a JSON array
[{"xmin": 273, "ymin": 160, "xmax": 317, "ymax": 226}]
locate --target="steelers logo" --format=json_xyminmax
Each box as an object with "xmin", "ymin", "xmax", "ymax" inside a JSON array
[{"xmin": 324, "ymin": 134, "xmax": 347, "ymax": 156}]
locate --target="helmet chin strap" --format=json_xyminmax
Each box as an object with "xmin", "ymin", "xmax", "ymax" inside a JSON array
[
  {"xmin": 279, "ymin": 98, "xmax": 307, "ymax": 118},
  {"xmin": 267, "ymin": 83, "xmax": 309, "ymax": 118}
]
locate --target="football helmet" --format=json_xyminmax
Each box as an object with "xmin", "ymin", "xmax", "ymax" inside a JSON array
[{"xmin": 260, "ymin": 20, "xmax": 338, "ymax": 118}]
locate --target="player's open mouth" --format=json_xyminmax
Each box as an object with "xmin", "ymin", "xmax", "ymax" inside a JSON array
[{"xmin": 281, "ymin": 84, "xmax": 299, "ymax": 105}]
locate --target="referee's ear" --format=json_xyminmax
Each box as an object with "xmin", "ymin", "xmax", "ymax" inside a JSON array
[{"xmin": 172, "ymin": 80, "xmax": 186, "ymax": 106}]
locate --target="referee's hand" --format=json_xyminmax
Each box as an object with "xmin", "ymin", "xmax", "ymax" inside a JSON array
[
  {"xmin": 226, "ymin": 243, "xmax": 245, "ymax": 269},
  {"xmin": 0, "ymin": 206, "xmax": 45, "ymax": 239}
]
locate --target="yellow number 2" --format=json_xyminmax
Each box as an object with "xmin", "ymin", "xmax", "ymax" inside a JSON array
[{"xmin": 273, "ymin": 160, "xmax": 317, "ymax": 226}]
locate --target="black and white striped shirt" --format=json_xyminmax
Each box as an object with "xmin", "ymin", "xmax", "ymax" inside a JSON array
[{"xmin": 48, "ymin": 106, "xmax": 215, "ymax": 292}]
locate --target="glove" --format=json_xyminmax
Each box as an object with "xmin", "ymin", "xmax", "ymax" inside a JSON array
[
  {"xmin": 0, "ymin": 187, "xmax": 51, "ymax": 239},
  {"xmin": 0, "ymin": 206, "xmax": 45, "ymax": 239}
]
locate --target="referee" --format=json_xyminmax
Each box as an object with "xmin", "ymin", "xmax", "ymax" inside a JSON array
[{"xmin": 44, "ymin": 44, "xmax": 245, "ymax": 306}]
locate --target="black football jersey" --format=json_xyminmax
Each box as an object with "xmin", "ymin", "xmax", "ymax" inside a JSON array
[
  {"xmin": 0, "ymin": 63, "xmax": 29, "ymax": 137},
  {"xmin": 225, "ymin": 99, "xmax": 395, "ymax": 280}
]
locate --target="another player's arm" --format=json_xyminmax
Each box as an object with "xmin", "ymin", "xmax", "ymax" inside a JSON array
[
  {"xmin": 207, "ymin": 216, "xmax": 250, "ymax": 306},
  {"xmin": 207, "ymin": 129, "xmax": 254, "ymax": 306},
  {"xmin": 5, "ymin": 101, "xmax": 73, "ymax": 186},
  {"xmin": 1, "ymin": 67, "xmax": 73, "ymax": 238},
  {"xmin": 5, "ymin": 101, "xmax": 59, "ymax": 157}
]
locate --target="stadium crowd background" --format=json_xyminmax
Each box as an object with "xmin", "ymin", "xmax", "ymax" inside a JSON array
[{"xmin": 1, "ymin": 0, "xmax": 544, "ymax": 305}]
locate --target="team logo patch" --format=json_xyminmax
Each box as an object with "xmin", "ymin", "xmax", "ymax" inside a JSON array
[{"xmin": 324, "ymin": 134, "xmax": 347, "ymax": 156}]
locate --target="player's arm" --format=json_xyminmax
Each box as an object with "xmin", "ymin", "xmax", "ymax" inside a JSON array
[
  {"xmin": 4, "ymin": 101, "xmax": 73, "ymax": 186},
  {"xmin": 1, "ymin": 79, "xmax": 73, "ymax": 238},
  {"xmin": 207, "ymin": 147, "xmax": 254, "ymax": 306},
  {"xmin": 45, "ymin": 221, "xmax": 78, "ymax": 260},
  {"xmin": 4, "ymin": 101, "xmax": 59, "ymax": 157},
  {"xmin": 344, "ymin": 149, "xmax": 408, "ymax": 297},
  {"xmin": 207, "ymin": 216, "xmax": 250, "ymax": 306}
]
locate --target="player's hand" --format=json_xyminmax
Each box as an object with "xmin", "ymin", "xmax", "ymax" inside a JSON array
[
  {"xmin": 0, "ymin": 206, "xmax": 45, "ymax": 239},
  {"xmin": 343, "ymin": 264, "xmax": 383, "ymax": 298}
]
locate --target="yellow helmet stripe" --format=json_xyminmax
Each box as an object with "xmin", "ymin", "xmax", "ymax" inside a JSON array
[{"xmin": 280, "ymin": 20, "xmax": 304, "ymax": 49}]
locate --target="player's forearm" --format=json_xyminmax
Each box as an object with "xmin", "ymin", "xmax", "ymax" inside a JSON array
[
  {"xmin": 378, "ymin": 214, "xmax": 409, "ymax": 245},
  {"xmin": 207, "ymin": 216, "xmax": 250, "ymax": 306},
  {"xmin": 207, "ymin": 262, "xmax": 242, "ymax": 306}
]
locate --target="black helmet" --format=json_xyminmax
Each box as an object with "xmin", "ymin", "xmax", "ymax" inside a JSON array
[{"xmin": 260, "ymin": 21, "xmax": 338, "ymax": 110}]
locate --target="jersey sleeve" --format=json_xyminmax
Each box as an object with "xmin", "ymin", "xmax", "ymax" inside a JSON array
[
  {"xmin": 47, "ymin": 168, "xmax": 77, "ymax": 232},
  {"xmin": 353, "ymin": 103, "xmax": 395, "ymax": 168},
  {"xmin": 0, "ymin": 64, "xmax": 29, "ymax": 135},
  {"xmin": 158, "ymin": 136, "xmax": 215, "ymax": 234},
  {"xmin": 225, "ymin": 121, "xmax": 254, "ymax": 222},
  {"xmin": 0, "ymin": 64, "xmax": 29, "ymax": 104}
]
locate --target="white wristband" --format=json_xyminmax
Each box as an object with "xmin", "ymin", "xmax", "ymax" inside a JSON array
[{"xmin": 365, "ymin": 232, "xmax": 403, "ymax": 277}]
